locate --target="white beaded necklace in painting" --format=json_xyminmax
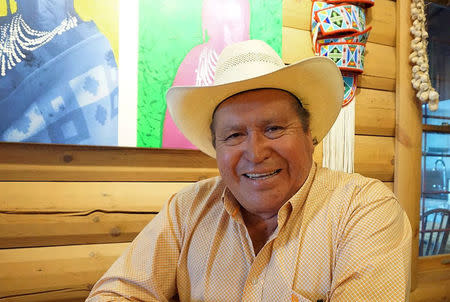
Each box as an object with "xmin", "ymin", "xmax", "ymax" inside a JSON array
[
  {"xmin": 195, "ymin": 46, "xmax": 218, "ymax": 86},
  {"xmin": 0, "ymin": 13, "xmax": 78, "ymax": 77}
]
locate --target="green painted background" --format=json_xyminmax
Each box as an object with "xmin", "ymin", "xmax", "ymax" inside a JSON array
[{"xmin": 137, "ymin": 0, "xmax": 282, "ymax": 148}]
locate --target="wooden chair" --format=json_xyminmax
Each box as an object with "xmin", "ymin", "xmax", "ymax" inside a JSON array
[{"xmin": 419, "ymin": 208, "xmax": 450, "ymax": 256}]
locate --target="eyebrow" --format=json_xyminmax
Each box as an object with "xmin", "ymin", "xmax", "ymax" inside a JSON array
[
  {"xmin": 218, "ymin": 118, "xmax": 289, "ymax": 133},
  {"xmin": 218, "ymin": 125, "xmax": 244, "ymax": 134}
]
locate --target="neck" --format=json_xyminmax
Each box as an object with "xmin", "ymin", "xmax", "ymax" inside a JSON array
[
  {"xmin": 242, "ymin": 208, "xmax": 278, "ymax": 255},
  {"xmin": 204, "ymin": 36, "xmax": 227, "ymax": 53},
  {"xmin": 17, "ymin": 0, "xmax": 75, "ymax": 31}
]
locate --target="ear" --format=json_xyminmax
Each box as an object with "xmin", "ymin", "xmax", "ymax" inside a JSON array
[{"xmin": 306, "ymin": 130, "xmax": 316, "ymax": 154}]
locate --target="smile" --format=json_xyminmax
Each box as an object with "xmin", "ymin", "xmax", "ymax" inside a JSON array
[{"xmin": 244, "ymin": 169, "xmax": 281, "ymax": 180}]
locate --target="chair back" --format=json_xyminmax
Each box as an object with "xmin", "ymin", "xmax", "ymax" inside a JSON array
[{"xmin": 419, "ymin": 208, "xmax": 450, "ymax": 256}]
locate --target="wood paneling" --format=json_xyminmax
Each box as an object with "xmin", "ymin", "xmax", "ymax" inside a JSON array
[
  {"xmin": 358, "ymin": 74, "xmax": 396, "ymax": 92},
  {"xmin": 355, "ymin": 88, "xmax": 396, "ymax": 136},
  {"xmin": 416, "ymin": 255, "xmax": 450, "ymax": 284},
  {"xmin": 283, "ymin": 0, "xmax": 396, "ymax": 47},
  {"xmin": 282, "ymin": 27, "xmax": 396, "ymax": 80},
  {"xmin": 411, "ymin": 255, "xmax": 450, "ymax": 301},
  {"xmin": 354, "ymin": 135, "xmax": 395, "ymax": 181},
  {"xmin": 410, "ymin": 279, "xmax": 450, "ymax": 302},
  {"xmin": 314, "ymin": 135, "xmax": 394, "ymax": 181},
  {"xmin": 0, "ymin": 143, "xmax": 219, "ymax": 182},
  {"xmin": 394, "ymin": 0, "xmax": 423, "ymax": 291},
  {"xmin": 1, "ymin": 288, "xmax": 90, "ymax": 302},
  {"xmin": 0, "ymin": 182, "xmax": 189, "ymax": 212},
  {"xmin": 0, "ymin": 212, "xmax": 155, "ymax": 249},
  {"xmin": 0, "ymin": 243, "xmax": 128, "ymax": 298}
]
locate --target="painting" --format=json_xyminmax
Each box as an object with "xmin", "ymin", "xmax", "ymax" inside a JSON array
[
  {"xmin": 0, "ymin": 0, "xmax": 119, "ymax": 145},
  {"xmin": 0, "ymin": 0, "xmax": 281, "ymax": 148},
  {"xmin": 137, "ymin": 0, "xmax": 282, "ymax": 148}
]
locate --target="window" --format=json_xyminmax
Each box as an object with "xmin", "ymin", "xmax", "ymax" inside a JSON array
[{"xmin": 419, "ymin": 2, "xmax": 450, "ymax": 256}]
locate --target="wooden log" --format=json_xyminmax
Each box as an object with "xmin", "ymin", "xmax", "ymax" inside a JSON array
[
  {"xmin": 410, "ymin": 279, "xmax": 450, "ymax": 302},
  {"xmin": 0, "ymin": 243, "xmax": 128, "ymax": 298},
  {"xmin": 416, "ymin": 255, "xmax": 450, "ymax": 285},
  {"xmin": 0, "ymin": 182, "xmax": 189, "ymax": 213},
  {"xmin": 411, "ymin": 255, "xmax": 450, "ymax": 302},
  {"xmin": 0, "ymin": 212, "xmax": 156, "ymax": 249},
  {"xmin": 282, "ymin": 27, "xmax": 396, "ymax": 79},
  {"xmin": 1, "ymin": 288, "xmax": 90, "ymax": 302},
  {"xmin": 355, "ymin": 88, "xmax": 396, "ymax": 136},
  {"xmin": 395, "ymin": 0, "xmax": 422, "ymax": 291},
  {"xmin": 0, "ymin": 143, "xmax": 219, "ymax": 182},
  {"xmin": 354, "ymin": 135, "xmax": 394, "ymax": 182},
  {"xmin": 283, "ymin": 0, "xmax": 396, "ymax": 47},
  {"xmin": 313, "ymin": 134, "xmax": 394, "ymax": 181},
  {"xmin": 358, "ymin": 74, "xmax": 396, "ymax": 92}
]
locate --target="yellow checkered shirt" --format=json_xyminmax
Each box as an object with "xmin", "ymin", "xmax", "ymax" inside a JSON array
[{"xmin": 87, "ymin": 163, "xmax": 411, "ymax": 301}]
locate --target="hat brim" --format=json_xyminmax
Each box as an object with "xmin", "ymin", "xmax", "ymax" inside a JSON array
[{"xmin": 166, "ymin": 56, "xmax": 343, "ymax": 158}]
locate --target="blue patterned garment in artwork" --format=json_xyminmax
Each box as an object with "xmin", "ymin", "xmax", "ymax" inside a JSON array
[{"xmin": 0, "ymin": 6, "xmax": 118, "ymax": 146}]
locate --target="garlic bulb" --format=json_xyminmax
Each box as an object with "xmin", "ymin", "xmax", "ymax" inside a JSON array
[{"xmin": 409, "ymin": 0, "xmax": 440, "ymax": 111}]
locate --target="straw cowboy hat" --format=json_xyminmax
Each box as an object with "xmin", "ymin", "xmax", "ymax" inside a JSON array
[{"xmin": 166, "ymin": 39, "xmax": 343, "ymax": 158}]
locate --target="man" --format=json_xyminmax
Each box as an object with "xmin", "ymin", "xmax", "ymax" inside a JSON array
[{"xmin": 87, "ymin": 40, "xmax": 411, "ymax": 301}]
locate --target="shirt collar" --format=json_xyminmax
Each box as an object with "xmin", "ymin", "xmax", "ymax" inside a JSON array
[
  {"xmin": 222, "ymin": 187, "xmax": 244, "ymax": 223},
  {"xmin": 286, "ymin": 162, "xmax": 317, "ymax": 217}
]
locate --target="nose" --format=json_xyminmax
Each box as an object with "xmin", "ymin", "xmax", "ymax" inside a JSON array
[{"xmin": 243, "ymin": 132, "xmax": 270, "ymax": 163}]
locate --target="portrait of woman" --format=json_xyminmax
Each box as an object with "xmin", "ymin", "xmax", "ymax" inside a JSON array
[{"xmin": 161, "ymin": 0, "xmax": 250, "ymax": 149}]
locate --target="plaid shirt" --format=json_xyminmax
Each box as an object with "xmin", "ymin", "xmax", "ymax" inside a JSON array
[{"xmin": 87, "ymin": 163, "xmax": 411, "ymax": 301}]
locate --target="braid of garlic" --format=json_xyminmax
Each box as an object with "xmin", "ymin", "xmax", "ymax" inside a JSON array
[{"xmin": 409, "ymin": 0, "xmax": 439, "ymax": 111}]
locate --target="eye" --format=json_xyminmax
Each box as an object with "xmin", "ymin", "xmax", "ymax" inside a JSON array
[
  {"xmin": 221, "ymin": 131, "xmax": 246, "ymax": 146},
  {"xmin": 265, "ymin": 125, "xmax": 284, "ymax": 138},
  {"xmin": 225, "ymin": 132, "xmax": 242, "ymax": 141},
  {"xmin": 266, "ymin": 126, "xmax": 283, "ymax": 132}
]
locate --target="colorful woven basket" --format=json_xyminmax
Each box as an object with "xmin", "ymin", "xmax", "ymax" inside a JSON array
[{"xmin": 311, "ymin": 0, "xmax": 371, "ymax": 106}]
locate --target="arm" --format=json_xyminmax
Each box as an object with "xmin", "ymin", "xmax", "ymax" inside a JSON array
[
  {"xmin": 86, "ymin": 194, "xmax": 183, "ymax": 301},
  {"xmin": 329, "ymin": 182, "xmax": 412, "ymax": 301}
]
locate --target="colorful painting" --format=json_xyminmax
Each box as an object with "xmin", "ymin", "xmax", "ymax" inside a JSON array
[
  {"xmin": 0, "ymin": 0, "xmax": 119, "ymax": 145},
  {"xmin": 137, "ymin": 0, "xmax": 282, "ymax": 148},
  {"xmin": 0, "ymin": 0, "xmax": 281, "ymax": 148}
]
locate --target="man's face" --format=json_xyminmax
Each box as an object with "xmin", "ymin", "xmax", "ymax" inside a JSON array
[{"xmin": 213, "ymin": 89, "xmax": 314, "ymax": 219}]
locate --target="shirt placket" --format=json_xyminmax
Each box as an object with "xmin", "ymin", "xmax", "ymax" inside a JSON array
[{"xmin": 241, "ymin": 240, "xmax": 273, "ymax": 302}]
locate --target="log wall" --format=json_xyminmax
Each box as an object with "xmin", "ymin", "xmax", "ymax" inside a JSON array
[{"xmin": 1, "ymin": 0, "xmax": 448, "ymax": 301}]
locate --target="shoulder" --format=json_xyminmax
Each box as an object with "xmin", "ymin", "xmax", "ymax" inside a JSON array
[
  {"xmin": 174, "ymin": 176, "xmax": 225, "ymax": 202},
  {"xmin": 310, "ymin": 167, "xmax": 410, "ymax": 244},
  {"xmin": 313, "ymin": 166, "xmax": 395, "ymax": 202},
  {"xmin": 308, "ymin": 166, "xmax": 403, "ymax": 226}
]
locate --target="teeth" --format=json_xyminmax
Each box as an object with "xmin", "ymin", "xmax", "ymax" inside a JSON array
[{"xmin": 245, "ymin": 169, "xmax": 280, "ymax": 180}]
